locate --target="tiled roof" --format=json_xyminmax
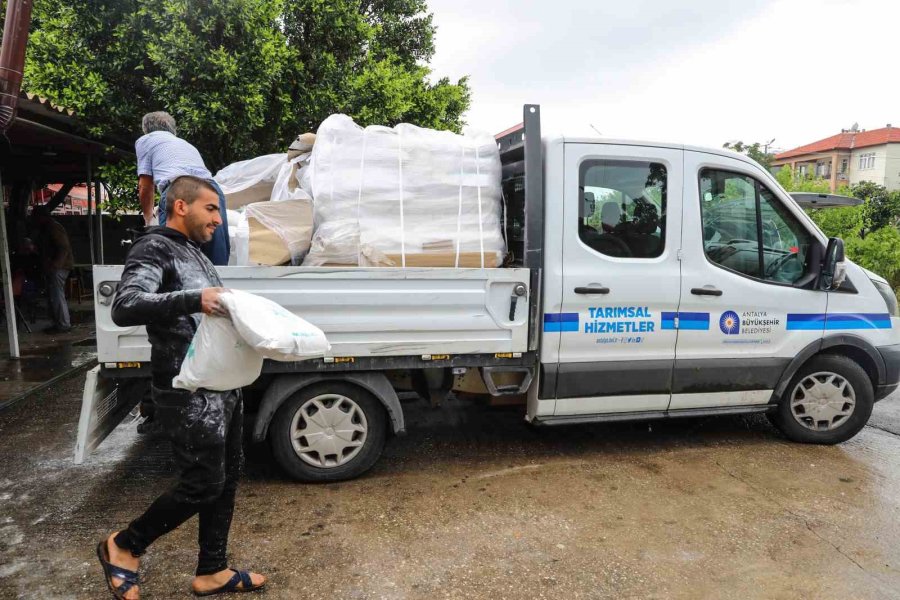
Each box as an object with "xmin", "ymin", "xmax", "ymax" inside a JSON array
[
  {"xmin": 21, "ymin": 91, "xmax": 75, "ymax": 116},
  {"xmin": 495, "ymin": 123, "xmax": 523, "ymax": 138},
  {"xmin": 775, "ymin": 127, "xmax": 900, "ymax": 160}
]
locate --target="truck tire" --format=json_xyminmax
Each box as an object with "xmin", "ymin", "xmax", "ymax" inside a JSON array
[
  {"xmin": 769, "ymin": 354, "xmax": 874, "ymax": 445},
  {"xmin": 269, "ymin": 382, "xmax": 388, "ymax": 482}
]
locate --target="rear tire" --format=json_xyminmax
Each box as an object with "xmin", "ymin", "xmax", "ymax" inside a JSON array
[
  {"xmin": 269, "ymin": 382, "xmax": 388, "ymax": 482},
  {"xmin": 770, "ymin": 354, "xmax": 873, "ymax": 444}
]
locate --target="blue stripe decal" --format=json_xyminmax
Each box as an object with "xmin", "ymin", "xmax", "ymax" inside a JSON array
[
  {"xmin": 661, "ymin": 311, "xmax": 710, "ymax": 330},
  {"xmin": 786, "ymin": 313, "xmax": 826, "ymax": 331},
  {"xmin": 826, "ymin": 313, "xmax": 892, "ymax": 329},
  {"xmin": 786, "ymin": 314, "xmax": 827, "ymax": 322},
  {"xmin": 544, "ymin": 312, "xmax": 579, "ymax": 332},
  {"xmin": 661, "ymin": 311, "xmax": 677, "ymax": 330},
  {"xmin": 787, "ymin": 313, "xmax": 892, "ymax": 330},
  {"xmin": 544, "ymin": 312, "xmax": 579, "ymax": 323}
]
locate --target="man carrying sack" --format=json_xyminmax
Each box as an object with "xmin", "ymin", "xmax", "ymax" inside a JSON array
[{"xmin": 96, "ymin": 176, "xmax": 266, "ymax": 598}]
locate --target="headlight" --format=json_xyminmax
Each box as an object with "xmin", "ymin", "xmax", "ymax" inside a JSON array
[{"xmin": 872, "ymin": 280, "xmax": 899, "ymax": 317}]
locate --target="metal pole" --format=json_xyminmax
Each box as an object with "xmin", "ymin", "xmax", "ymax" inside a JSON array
[
  {"xmin": 86, "ymin": 156, "xmax": 95, "ymax": 265},
  {"xmin": 95, "ymin": 179, "xmax": 103, "ymax": 264},
  {"xmin": 0, "ymin": 173, "xmax": 20, "ymax": 359}
]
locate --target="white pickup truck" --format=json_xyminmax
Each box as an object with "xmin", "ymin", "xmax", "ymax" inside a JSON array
[{"xmin": 79, "ymin": 104, "xmax": 900, "ymax": 481}]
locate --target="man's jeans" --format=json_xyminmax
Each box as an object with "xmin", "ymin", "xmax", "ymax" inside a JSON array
[
  {"xmin": 159, "ymin": 180, "xmax": 231, "ymax": 266},
  {"xmin": 115, "ymin": 387, "xmax": 243, "ymax": 576},
  {"xmin": 47, "ymin": 269, "xmax": 71, "ymax": 330}
]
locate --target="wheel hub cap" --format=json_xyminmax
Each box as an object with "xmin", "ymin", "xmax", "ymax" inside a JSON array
[
  {"xmin": 789, "ymin": 371, "xmax": 856, "ymax": 432},
  {"xmin": 289, "ymin": 394, "xmax": 368, "ymax": 468}
]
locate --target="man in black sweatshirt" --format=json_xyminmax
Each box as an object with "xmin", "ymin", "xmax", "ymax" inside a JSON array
[{"xmin": 96, "ymin": 176, "xmax": 266, "ymax": 598}]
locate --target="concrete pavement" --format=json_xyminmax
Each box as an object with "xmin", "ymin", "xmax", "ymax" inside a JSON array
[{"xmin": 2, "ymin": 376, "xmax": 900, "ymax": 599}]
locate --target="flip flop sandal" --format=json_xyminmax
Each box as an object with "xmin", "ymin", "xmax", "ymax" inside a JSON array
[
  {"xmin": 193, "ymin": 569, "xmax": 265, "ymax": 596},
  {"xmin": 96, "ymin": 540, "xmax": 140, "ymax": 599}
]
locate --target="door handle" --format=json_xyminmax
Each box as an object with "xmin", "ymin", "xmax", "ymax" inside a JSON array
[
  {"xmin": 574, "ymin": 286, "xmax": 610, "ymax": 295},
  {"xmin": 691, "ymin": 286, "xmax": 723, "ymax": 297}
]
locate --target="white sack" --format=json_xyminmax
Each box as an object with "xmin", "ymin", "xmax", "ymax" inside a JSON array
[
  {"xmin": 220, "ymin": 290, "xmax": 330, "ymax": 361},
  {"xmin": 214, "ymin": 154, "xmax": 285, "ymax": 209},
  {"xmin": 173, "ymin": 316, "xmax": 264, "ymax": 392},
  {"xmin": 306, "ymin": 114, "xmax": 505, "ymax": 267},
  {"xmin": 227, "ymin": 210, "xmax": 248, "ymax": 266},
  {"xmin": 270, "ymin": 155, "xmax": 312, "ymax": 203}
]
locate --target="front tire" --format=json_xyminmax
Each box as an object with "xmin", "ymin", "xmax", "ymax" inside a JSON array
[
  {"xmin": 269, "ymin": 382, "xmax": 388, "ymax": 482},
  {"xmin": 770, "ymin": 354, "xmax": 873, "ymax": 444}
]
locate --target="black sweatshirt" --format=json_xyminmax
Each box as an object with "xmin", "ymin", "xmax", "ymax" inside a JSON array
[{"xmin": 112, "ymin": 227, "xmax": 222, "ymax": 389}]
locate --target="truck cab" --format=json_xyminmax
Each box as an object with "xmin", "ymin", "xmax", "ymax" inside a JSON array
[{"xmin": 523, "ymin": 119, "xmax": 900, "ymax": 438}]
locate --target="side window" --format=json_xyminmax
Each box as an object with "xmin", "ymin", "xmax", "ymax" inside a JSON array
[
  {"xmin": 700, "ymin": 168, "xmax": 813, "ymax": 284},
  {"xmin": 578, "ymin": 160, "xmax": 666, "ymax": 259},
  {"xmin": 758, "ymin": 187, "xmax": 813, "ymax": 283}
]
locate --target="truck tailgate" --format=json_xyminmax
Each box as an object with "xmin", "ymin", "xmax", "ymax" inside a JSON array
[{"xmin": 94, "ymin": 265, "xmax": 532, "ymax": 363}]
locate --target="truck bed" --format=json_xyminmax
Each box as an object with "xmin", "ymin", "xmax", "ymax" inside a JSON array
[{"xmin": 93, "ymin": 265, "xmax": 532, "ymax": 366}]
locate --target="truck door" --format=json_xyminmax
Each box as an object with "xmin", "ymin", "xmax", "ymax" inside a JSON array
[
  {"xmin": 671, "ymin": 151, "xmax": 827, "ymax": 409},
  {"xmin": 554, "ymin": 143, "xmax": 683, "ymax": 416}
]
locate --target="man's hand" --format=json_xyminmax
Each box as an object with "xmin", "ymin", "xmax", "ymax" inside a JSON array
[{"xmin": 201, "ymin": 288, "xmax": 229, "ymax": 317}]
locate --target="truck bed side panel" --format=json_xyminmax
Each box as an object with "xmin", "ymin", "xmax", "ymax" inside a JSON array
[{"xmin": 94, "ymin": 265, "xmax": 532, "ymax": 363}]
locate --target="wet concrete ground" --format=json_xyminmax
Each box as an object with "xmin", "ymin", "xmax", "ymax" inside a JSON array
[
  {"xmin": 0, "ymin": 304, "xmax": 96, "ymax": 409},
  {"xmin": 2, "ymin": 375, "xmax": 900, "ymax": 599}
]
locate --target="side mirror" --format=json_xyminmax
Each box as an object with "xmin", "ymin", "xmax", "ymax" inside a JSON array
[{"xmin": 820, "ymin": 237, "xmax": 847, "ymax": 290}]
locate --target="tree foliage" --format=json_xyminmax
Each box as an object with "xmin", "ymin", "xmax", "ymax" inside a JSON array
[
  {"xmin": 16, "ymin": 0, "xmax": 471, "ymax": 213},
  {"xmin": 805, "ymin": 181, "xmax": 900, "ymax": 289},
  {"xmin": 774, "ymin": 166, "xmax": 833, "ymax": 194},
  {"xmin": 723, "ymin": 140, "xmax": 775, "ymax": 169}
]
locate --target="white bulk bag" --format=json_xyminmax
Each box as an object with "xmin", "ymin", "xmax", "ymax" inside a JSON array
[
  {"xmin": 214, "ymin": 154, "xmax": 285, "ymax": 209},
  {"xmin": 305, "ymin": 114, "xmax": 505, "ymax": 268},
  {"xmin": 173, "ymin": 316, "xmax": 264, "ymax": 392},
  {"xmin": 220, "ymin": 290, "xmax": 330, "ymax": 361}
]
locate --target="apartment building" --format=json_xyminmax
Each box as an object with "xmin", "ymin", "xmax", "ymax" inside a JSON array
[{"xmin": 772, "ymin": 125, "xmax": 900, "ymax": 192}]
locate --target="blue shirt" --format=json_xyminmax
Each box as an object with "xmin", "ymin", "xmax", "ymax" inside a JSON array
[{"xmin": 135, "ymin": 131, "xmax": 212, "ymax": 191}]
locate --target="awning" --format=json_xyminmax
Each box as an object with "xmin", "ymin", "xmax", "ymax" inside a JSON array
[{"xmin": 0, "ymin": 92, "xmax": 135, "ymax": 358}]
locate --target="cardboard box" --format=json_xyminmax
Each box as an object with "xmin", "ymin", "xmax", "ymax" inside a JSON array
[
  {"xmin": 224, "ymin": 182, "xmax": 274, "ymax": 210},
  {"xmin": 378, "ymin": 252, "xmax": 502, "ymax": 268},
  {"xmin": 245, "ymin": 199, "xmax": 314, "ymax": 266}
]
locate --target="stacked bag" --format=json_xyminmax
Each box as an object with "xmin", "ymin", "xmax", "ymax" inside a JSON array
[
  {"xmin": 217, "ymin": 134, "xmax": 316, "ymax": 266},
  {"xmin": 214, "ymin": 116, "xmax": 506, "ymax": 268}
]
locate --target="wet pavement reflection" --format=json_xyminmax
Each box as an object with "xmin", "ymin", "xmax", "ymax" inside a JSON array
[{"xmin": 0, "ymin": 323, "xmax": 95, "ymax": 409}]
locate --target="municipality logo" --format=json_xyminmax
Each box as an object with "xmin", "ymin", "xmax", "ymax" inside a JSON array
[{"xmin": 719, "ymin": 311, "xmax": 741, "ymax": 335}]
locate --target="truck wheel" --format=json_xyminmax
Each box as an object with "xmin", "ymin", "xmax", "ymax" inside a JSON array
[
  {"xmin": 769, "ymin": 354, "xmax": 873, "ymax": 445},
  {"xmin": 269, "ymin": 382, "xmax": 388, "ymax": 482}
]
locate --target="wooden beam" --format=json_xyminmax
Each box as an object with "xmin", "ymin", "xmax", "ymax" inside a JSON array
[{"xmin": 44, "ymin": 182, "xmax": 74, "ymax": 212}]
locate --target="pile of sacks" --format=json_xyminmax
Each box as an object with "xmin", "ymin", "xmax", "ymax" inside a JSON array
[
  {"xmin": 216, "ymin": 134, "xmax": 316, "ymax": 266},
  {"xmin": 215, "ymin": 116, "xmax": 506, "ymax": 268}
]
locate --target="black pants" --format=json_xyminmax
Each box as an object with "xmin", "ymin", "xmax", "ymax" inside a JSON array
[{"xmin": 115, "ymin": 386, "xmax": 243, "ymax": 576}]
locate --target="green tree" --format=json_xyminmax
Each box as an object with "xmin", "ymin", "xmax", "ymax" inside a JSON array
[
  {"xmin": 774, "ymin": 165, "xmax": 831, "ymax": 193},
  {"xmin": 17, "ymin": 0, "xmax": 471, "ymax": 213},
  {"xmin": 851, "ymin": 181, "xmax": 900, "ymax": 233},
  {"xmin": 723, "ymin": 140, "xmax": 775, "ymax": 169},
  {"xmin": 844, "ymin": 226, "xmax": 900, "ymax": 289},
  {"xmin": 804, "ymin": 180, "xmax": 900, "ymax": 289}
]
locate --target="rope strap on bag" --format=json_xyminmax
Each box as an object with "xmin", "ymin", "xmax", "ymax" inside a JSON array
[
  {"xmin": 398, "ymin": 128, "xmax": 406, "ymax": 267},
  {"xmin": 356, "ymin": 128, "xmax": 367, "ymax": 266}
]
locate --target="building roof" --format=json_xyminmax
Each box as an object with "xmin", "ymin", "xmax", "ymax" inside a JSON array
[
  {"xmin": 495, "ymin": 123, "xmax": 523, "ymax": 138},
  {"xmin": 0, "ymin": 91, "xmax": 135, "ymax": 184},
  {"xmin": 775, "ymin": 126, "xmax": 900, "ymax": 161}
]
